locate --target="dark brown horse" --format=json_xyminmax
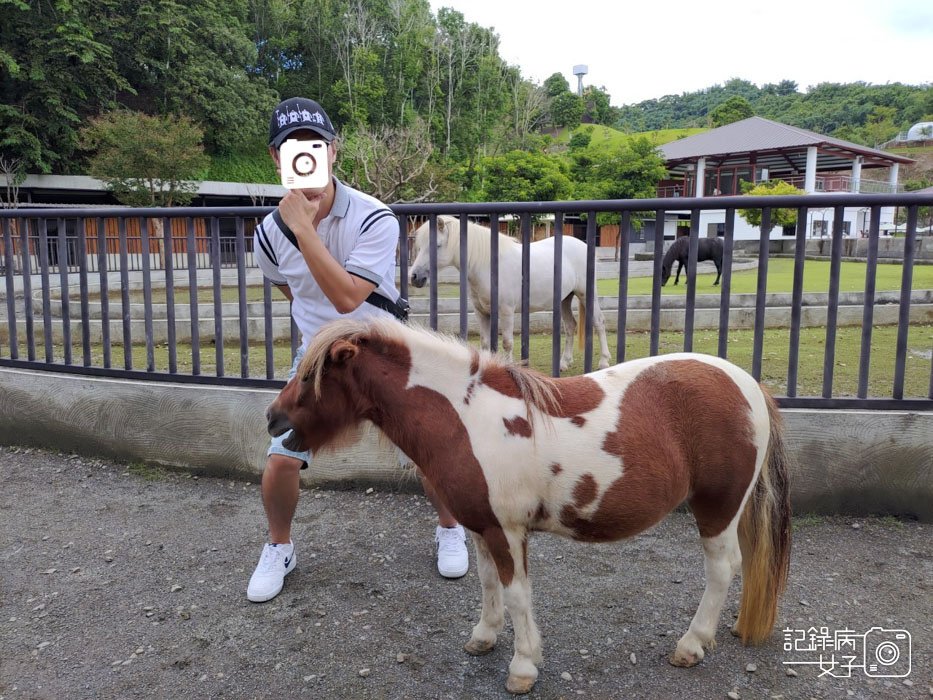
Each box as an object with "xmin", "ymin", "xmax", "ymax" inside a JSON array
[
  {"xmin": 266, "ymin": 318, "xmax": 792, "ymax": 695},
  {"xmin": 661, "ymin": 236, "xmax": 724, "ymax": 286}
]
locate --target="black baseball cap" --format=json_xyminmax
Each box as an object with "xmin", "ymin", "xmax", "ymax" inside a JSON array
[{"xmin": 268, "ymin": 97, "xmax": 336, "ymax": 148}]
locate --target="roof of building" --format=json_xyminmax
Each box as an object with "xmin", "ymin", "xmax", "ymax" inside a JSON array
[
  {"xmin": 11, "ymin": 174, "xmax": 285, "ymax": 207},
  {"xmin": 659, "ymin": 116, "xmax": 915, "ymax": 174}
]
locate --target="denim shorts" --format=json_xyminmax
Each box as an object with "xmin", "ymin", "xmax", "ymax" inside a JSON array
[{"xmin": 267, "ymin": 346, "xmax": 312, "ymax": 468}]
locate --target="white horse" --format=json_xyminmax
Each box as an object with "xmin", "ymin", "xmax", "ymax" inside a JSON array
[{"xmin": 409, "ymin": 216, "xmax": 611, "ymax": 371}]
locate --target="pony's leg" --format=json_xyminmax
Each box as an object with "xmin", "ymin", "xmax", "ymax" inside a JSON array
[
  {"xmin": 499, "ymin": 306, "xmax": 515, "ymax": 358},
  {"xmin": 590, "ymin": 298, "xmax": 612, "ymax": 369},
  {"xmin": 500, "ymin": 307, "xmax": 515, "ymax": 360},
  {"xmin": 558, "ymin": 296, "xmax": 576, "ymax": 371},
  {"xmin": 671, "ymin": 521, "xmax": 742, "ymax": 667},
  {"xmin": 465, "ymin": 535, "xmax": 505, "ymax": 656},
  {"xmin": 500, "ymin": 529, "xmax": 542, "ymax": 694},
  {"xmin": 674, "ymin": 260, "xmax": 684, "ymax": 285},
  {"xmin": 713, "ymin": 260, "xmax": 722, "ymax": 286},
  {"xmin": 476, "ymin": 310, "xmax": 491, "ymax": 350}
]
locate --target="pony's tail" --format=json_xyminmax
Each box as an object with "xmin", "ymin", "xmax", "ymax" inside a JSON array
[
  {"xmin": 577, "ymin": 299, "xmax": 586, "ymax": 351},
  {"xmin": 735, "ymin": 392, "xmax": 792, "ymax": 645}
]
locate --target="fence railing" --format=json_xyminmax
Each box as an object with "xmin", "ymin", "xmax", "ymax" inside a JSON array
[{"xmin": 1, "ymin": 192, "xmax": 931, "ymax": 411}]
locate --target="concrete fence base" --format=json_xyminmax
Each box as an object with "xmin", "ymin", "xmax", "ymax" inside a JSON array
[{"xmin": 0, "ymin": 367, "xmax": 930, "ymax": 521}]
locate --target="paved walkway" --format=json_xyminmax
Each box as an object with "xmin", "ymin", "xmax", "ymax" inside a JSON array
[{"xmin": 1, "ymin": 445, "xmax": 929, "ymax": 699}]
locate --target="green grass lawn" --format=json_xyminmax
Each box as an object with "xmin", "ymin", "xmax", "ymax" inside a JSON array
[
  {"xmin": 600, "ymin": 258, "xmax": 933, "ymax": 297},
  {"xmin": 524, "ymin": 324, "xmax": 932, "ymax": 399},
  {"xmin": 101, "ymin": 258, "xmax": 931, "ymax": 305}
]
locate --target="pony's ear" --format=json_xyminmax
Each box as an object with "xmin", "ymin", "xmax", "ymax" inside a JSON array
[
  {"xmin": 438, "ymin": 215, "xmax": 456, "ymax": 233},
  {"xmin": 328, "ymin": 339, "xmax": 359, "ymax": 365}
]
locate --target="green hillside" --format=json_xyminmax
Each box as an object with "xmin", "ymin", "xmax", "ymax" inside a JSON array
[{"xmin": 555, "ymin": 124, "xmax": 707, "ymax": 150}]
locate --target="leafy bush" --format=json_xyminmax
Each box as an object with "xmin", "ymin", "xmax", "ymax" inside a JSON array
[
  {"xmin": 739, "ymin": 180, "xmax": 805, "ymax": 228},
  {"xmin": 80, "ymin": 111, "xmax": 209, "ymax": 206}
]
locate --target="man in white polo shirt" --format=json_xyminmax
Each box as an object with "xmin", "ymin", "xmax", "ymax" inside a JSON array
[{"xmin": 247, "ymin": 97, "xmax": 469, "ymax": 603}]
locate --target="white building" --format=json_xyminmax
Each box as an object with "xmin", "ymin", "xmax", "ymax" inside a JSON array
[{"xmin": 657, "ymin": 117, "xmax": 916, "ymax": 240}]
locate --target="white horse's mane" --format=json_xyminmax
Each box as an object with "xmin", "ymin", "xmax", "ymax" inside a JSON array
[
  {"xmin": 299, "ymin": 317, "xmax": 558, "ymax": 416},
  {"xmin": 417, "ymin": 216, "xmax": 519, "ymax": 271}
]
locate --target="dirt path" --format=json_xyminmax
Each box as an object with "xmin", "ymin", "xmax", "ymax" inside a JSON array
[{"xmin": 1, "ymin": 445, "xmax": 929, "ymax": 699}]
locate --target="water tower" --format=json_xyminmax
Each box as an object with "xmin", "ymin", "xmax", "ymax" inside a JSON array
[{"xmin": 573, "ymin": 65, "xmax": 588, "ymax": 96}]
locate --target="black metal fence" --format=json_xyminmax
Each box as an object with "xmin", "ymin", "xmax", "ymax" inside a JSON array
[{"xmin": 1, "ymin": 192, "xmax": 931, "ymax": 411}]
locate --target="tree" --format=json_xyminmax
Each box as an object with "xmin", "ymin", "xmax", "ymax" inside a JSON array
[
  {"xmin": 0, "ymin": 154, "xmax": 27, "ymax": 207},
  {"xmin": 336, "ymin": 118, "xmax": 454, "ymax": 203},
  {"xmin": 898, "ymin": 176, "xmax": 933, "ymax": 231},
  {"xmin": 116, "ymin": 0, "xmax": 274, "ymax": 154},
  {"xmin": 762, "ymin": 79, "xmax": 799, "ymax": 97},
  {"xmin": 543, "ymin": 72, "xmax": 569, "ymax": 97},
  {"xmin": 331, "ymin": 0, "xmax": 387, "ymax": 127},
  {"xmin": 80, "ymin": 111, "xmax": 209, "ymax": 207},
  {"xmin": 0, "ymin": 0, "xmax": 131, "ymax": 172},
  {"xmin": 583, "ymin": 86, "xmax": 616, "ymax": 126},
  {"xmin": 570, "ymin": 137, "xmax": 666, "ymax": 199},
  {"xmin": 738, "ymin": 180, "xmax": 804, "ymax": 229},
  {"xmin": 479, "ymin": 150, "xmax": 572, "ymax": 202},
  {"xmin": 709, "ymin": 96, "xmax": 754, "ymax": 128},
  {"xmin": 503, "ymin": 67, "xmax": 548, "ymax": 149},
  {"xmin": 551, "ymin": 92, "xmax": 585, "ymax": 129},
  {"xmin": 567, "ymin": 127, "xmax": 593, "ymax": 151}
]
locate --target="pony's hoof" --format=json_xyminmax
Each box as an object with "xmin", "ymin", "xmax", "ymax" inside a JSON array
[
  {"xmin": 669, "ymin": 649, "xmax": 702, "ymax": 667},
  {"xmin": 505, "ymin": 674, "xmax": 536, "ymax": 694},
  {"xmin": 730, "ymin": 623, "xmax": 741, "ymax": 638},
  {"xmin": 464, "ymin": 638, "xmax": 496, "ymax": 656}
]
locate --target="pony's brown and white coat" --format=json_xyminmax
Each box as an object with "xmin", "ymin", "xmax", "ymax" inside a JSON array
[{"xmin": 267, "ymin": 318, "xmax": 792, "ymax": 694}]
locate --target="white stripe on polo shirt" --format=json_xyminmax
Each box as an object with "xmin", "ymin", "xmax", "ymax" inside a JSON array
[{"xmin": 253, "ymin": 178, "xmax": 401, "ymax": 349}]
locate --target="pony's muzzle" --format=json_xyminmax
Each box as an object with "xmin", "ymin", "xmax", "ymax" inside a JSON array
[
  {"xmin": 410, "ymin": 271, "xmax": 427, "ymax": 288},
  {"xmin": 266, "ymin": 406, "xmax": 292, "ymax": 439}
]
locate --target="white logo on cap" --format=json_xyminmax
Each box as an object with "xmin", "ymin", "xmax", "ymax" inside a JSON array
[{"xmin": 275, "ymin": 105, "xmax": 329, "ymax": 134}]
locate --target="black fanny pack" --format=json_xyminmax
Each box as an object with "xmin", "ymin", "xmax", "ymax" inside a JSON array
[{"xmin": 273, "ymin": 210, "xmax": 409, "ymax": 323}]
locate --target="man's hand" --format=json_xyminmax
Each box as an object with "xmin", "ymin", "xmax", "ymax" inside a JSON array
[{"xmin": 278, "ymin": 189, "xmax": 324, "ymax": 246}]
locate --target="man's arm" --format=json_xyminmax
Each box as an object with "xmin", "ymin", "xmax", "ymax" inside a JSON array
[
  {"xmin": 278, "ymin": 190, "xmax": 376, "ymax": 313},
  {"xmin": 275, "ymin": 284, "xmax": 294, "ymax": 302}
]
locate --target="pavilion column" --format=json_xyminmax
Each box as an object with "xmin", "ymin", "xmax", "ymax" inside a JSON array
[
  {"xmin": 851, "ymin": 156, "xmax": 863, "ymax": 193},
  {"xmin": 694, "ymin": 157, "xmax": 706, "ymax": 197},
  {"xmin": 881, "ymin": 162, "xmax": 900, "ymax": 232},
  {"xmin": 804, "ymin": 147, "xmax": 817, "ymax": 193}
]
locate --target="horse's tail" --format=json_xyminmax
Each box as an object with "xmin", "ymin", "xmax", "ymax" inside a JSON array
[{"xmin": 735, "ymin": 392, "xmax": 792, "ymax": 645}]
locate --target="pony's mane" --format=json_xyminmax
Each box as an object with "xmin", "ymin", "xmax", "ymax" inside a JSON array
[
  {"xmin": 297, "ymin": 317, "xmax": 559, "ymax": 417},
  {"xmin": 297, "ymin": 317, "xmax": 406, "ymax": 397}
]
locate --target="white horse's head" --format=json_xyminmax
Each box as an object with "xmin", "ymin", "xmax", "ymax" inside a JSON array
[{"xmin": 410, "ymin": 215, "xmax": 460, "ymax": 288}]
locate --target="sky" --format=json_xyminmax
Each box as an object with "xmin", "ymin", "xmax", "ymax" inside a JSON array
[{"xmin": 428, "ymin": 0, "xmax": 932, "ymax": 106}]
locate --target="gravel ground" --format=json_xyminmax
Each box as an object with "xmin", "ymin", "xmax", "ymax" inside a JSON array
[{"xmin": 1, "ymin": 444, "xmax": 930, "ymax": 700}]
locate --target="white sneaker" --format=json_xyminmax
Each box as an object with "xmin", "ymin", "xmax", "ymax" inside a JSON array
[
  {"xmin": 435, "ymin": 525, "xmax": 469, "ymax": 578},
  {"xmin": 247, "ymin": 541, "xmax": 296, "ymax": 602}
]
